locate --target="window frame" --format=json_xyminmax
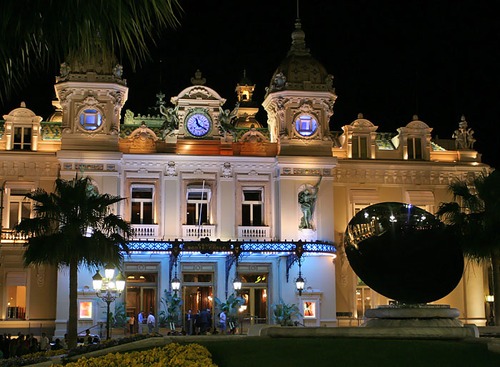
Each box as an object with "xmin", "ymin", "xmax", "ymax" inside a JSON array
[
  {"xmin": 407, "ymin": 137, "xmax": 423, "ymax": 160},
  {"xmin": 241, "ymin": 187, "xmax": 264, "ymax": 226},
  {"xmin": 13, "ymin": 126, "xmax": 33, "ymax": 151},
  {"xmin": 185, "ymin": 185, "xmax": 212, "ymax": 225},
  {"xmin": 130, "ymin": 185, "xmax": 155, "ymax": 224},
  {"xmin": 351, "ymin": 135, "xmax": 369, "ymax": 159}
]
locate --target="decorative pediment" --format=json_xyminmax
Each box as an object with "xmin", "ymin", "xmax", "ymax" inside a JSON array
[
  {"xmin": 350, "ymin": 113, "xmax": 375, "ymax": 129},
  {"xmin": 240, "ymin": 128, "xmax": 268, "ymax": 143},
  {"xmin": 405, "ymin": 115, "xmax": 431, "ymax": 130},
  {"xmin": 2, "ymin": 102, "xmax": 42, "ymax": 124},
  {"xmin": 119, "ymin": 122, "xmax": 158, "ymax": 153},
  {"xmin": 172, "ymin": 85, "xmax": 225, "ymax": 104}
]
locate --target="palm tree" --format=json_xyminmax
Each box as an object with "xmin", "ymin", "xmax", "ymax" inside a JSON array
[
  {"xmin": 15, "ymin": 176, "xmax": 131, "ymax": 349},
  {"xmin": 0, "ymin": 0, "xmax": 182, "ymax": 103},
  {"xmin": 436, "ymin": 169, "xmax": 500, "ymax": 324}
]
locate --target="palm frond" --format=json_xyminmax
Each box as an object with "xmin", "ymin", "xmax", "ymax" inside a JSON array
[{"xmin": 0, "ymin": 0, "xmax": 182, "ymax": 103}]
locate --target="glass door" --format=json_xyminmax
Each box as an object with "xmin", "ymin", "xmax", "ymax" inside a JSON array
[
  {"xmin": 125, "ymin": 273, "xmax": 157, "ymax": 333},
  {"xmin": 181, "ymin": 272, "xmax": 214, "ymax": 334}
]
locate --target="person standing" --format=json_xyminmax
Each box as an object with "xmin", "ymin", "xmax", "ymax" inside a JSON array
[
  {"xmin": 185, "ymin": 309, "xmax": 194, "ymax": 335},
  {"xmin": 199, "ymin": 308, "xmax": 208, "ymax": 334},
  {"xmin": 147, "ymin": 311, "xmax": 156, "ymax": 334},
  {"xmin": 206, "ymin": 308, "xmax": 212, "ymax": 333},
  {"xmin": 39, "ymin": 332, "xmax": 50, "ymax": 352},
  {"xmin": 137, "ymin": 311, "xmax": 144, "ymax": 334},
  {"xmin": 128, "ymin": 314, "xmax": 135, "ymax": 334},
  {"xmin": 218, "ymin": 310, "xmax": 227, "ymax": 334}
]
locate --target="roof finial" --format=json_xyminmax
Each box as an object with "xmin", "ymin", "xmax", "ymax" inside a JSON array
[{"xmin": 297, "ymin": 0, "xmax": 300, "ymax": 19}]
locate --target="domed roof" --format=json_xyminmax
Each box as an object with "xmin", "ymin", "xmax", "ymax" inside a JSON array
[
  {"xmin": 265, "ymin": 19, "xmax": 334, "ymax": 96},
  {"xmin": 47, "ymin": 100, "xmax": 63, "ymax": 122}
]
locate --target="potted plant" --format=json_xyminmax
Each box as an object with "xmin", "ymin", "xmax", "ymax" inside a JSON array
[
  {"xmin": 271, "ymin": 300, "xmax": 302, "ymax": 326},
  {"xmin": 159, "ymin": 290, "xmax": 182, "ymax": 333}
]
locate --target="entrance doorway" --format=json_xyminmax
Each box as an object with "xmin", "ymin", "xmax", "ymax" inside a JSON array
[
  {"xmin": 125, "ymin": 273, "xmax": 157, "ymax": 327},
  {"xmin": 356, "ymin": 286, "xmax": 372, "ymax": 319},
  {"xmin": 238, "ymin": 271, "xmax": 268, "ymax": 333},
  {"xmin": 181, "ymin": 272, "xmax": 214, "ymax": 333},
  {"xmin": 239, "ymin": 287, "xmax": 267, "ymax": 329}
]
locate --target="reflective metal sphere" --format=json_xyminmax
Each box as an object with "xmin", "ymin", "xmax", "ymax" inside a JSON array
[{"xmin": 344, "ymin": 202, "xmax": 463, "ymax": 304}]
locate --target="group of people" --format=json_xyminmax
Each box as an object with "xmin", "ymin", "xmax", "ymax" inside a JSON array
[
  {"xmin": 185, "ymin": 308, "xmax": 212, "ymax": 335},
  {"xmin": 0, "ymin": 332, "xmax": 64, "ymax": 359},
  {"xmin": 132, "ymin": 308, "xmax": 229, "ymax": 336},
  {"xmin": 185, "ymin": 308, "xmax": 228, "ymax": 335},
  {"xmin": 136, "ymin": 310, "xmax": 156, "ymax": 334}
]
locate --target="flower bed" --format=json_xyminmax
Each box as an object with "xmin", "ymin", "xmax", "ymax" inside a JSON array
[
  {"xmin": 63, "ymin": 343, "xmax": 217, "ymax": 367},
  {"xmin": 0, "ymin": 333, "xmax": 158, "ymax": 367}
]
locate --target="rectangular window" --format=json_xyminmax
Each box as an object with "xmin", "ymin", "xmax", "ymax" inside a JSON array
[
  {"xmin": 131, "ymin": 186, "xmax": 154, "ymax": 224},
  {"xmin": 242, "ymin": 188, "xmax": 263, "ymax": 226},
  {"xmin": 352, "ymin": 136, "xmax": 368, "ymax": 159},
  {"xmin": 407, "ymin": 137, "xmax": 422, "ymax": 160},
  {"xmin": 13, "ymin": 127, "xmax": 32, "ymax": 151},
  {"xmin": 8, "ymin": 191, "xmax": 31, "ymax": 229},
  {"xmin": 186, "ymin": 186, "xmax": 211, "ymax": 225}
]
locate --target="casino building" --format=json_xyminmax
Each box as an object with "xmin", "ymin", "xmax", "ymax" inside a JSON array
[{"xmin": 0, "ymin": 18, "xmax": 491, "ymax": 337}]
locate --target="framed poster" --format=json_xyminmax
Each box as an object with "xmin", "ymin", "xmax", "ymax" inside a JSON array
[
  {"xmin": 303, "ymin": 300, "xmax": 316, "ymax": 319},
  {"xmin": 79, "ymin": 301, "xmax": 93, "ymax": 319}
]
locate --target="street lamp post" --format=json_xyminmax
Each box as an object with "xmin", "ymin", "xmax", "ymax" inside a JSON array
[
  {"xmin": 295, "ymin": 243, "xmax": 305, "ymax": 296},
  {"xmin": 92, "ymin": 264, "xmax": 125, "ymax": 340}
]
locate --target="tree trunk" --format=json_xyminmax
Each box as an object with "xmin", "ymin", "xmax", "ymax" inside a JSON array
[
  {"xmin": 67, "ymin": 260, "xmax": 78, "ymax": 349},
  {"xmin": 491, "ymin": 251, "xmax": 500, "ymax": 326}
]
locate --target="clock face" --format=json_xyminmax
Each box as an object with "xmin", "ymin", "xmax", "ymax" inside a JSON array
[
  {"xmin": 295, "ymin": 114, "xmax": 318, "ymax": 137},
  {"xmin": 186, "ymin": 113, "xmax": 211, "ymax": 137}
]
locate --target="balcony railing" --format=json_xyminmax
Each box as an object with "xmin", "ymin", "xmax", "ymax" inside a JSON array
[
  {"xmin": 1, "ymin": 230, "xmax": 27, "ymax": 241},
  {"xmin": 237, "ymin": 226, "xmax": 271, "ymax": 241},
  {"xmin": 182, "ymin": 225, "xmax": 216, "ymax": 240},
  {"xmin": 130, "ymin": 224, "xmax": 159, "ymax": 240}
]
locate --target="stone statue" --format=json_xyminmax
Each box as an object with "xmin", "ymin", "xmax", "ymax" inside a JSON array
[
  {"xmin": 272, "ymin": 72, "xmax": 286, "ymax": 90},
  {"xmin": 298, "ymin": 176, "xmax": 322, "ymax": 230},
  {"xmin": 452, "ymin": 116, "xmax": 475, "ymax": 150},
  {"xmin": 159, "ymin": 105, "xmax": 179, "ymax": 139},
  {"xmin": 59, "ymin": 62, "xmax": 71, "ymax": 80},
  {"xmin": 218, "ymin": 103, "xmax": 239, "ymax": 135},
  {"xmin": 113, "ymin": 64, "xmax": 124, "ymax": 79}
]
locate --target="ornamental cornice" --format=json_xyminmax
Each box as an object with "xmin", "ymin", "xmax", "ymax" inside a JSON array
[
  {"xmin": 0, "ymin": 160, "xmax": 60, "ymax": 178},
  {"xmin": 333, "ymin": 166, "xmax": 478, "ymax": 186}
]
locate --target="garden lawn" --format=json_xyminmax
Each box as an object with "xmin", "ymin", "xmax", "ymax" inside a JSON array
[{"xmin": 189, "ymin": 337, "xmax": 500, "ymax": 367}]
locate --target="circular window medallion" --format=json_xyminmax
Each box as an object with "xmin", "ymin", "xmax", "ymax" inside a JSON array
[
  {"xmin": 79, "ymin": 109, "xmax": 103, "ymax": 131},
  {"xmin": 295, "ymin": 114, "xmax": 318, "ymax": 137}
]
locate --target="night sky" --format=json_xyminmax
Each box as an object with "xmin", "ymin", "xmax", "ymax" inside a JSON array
[{"xmin": 3, "ymin": 1, "xmax": 499, "ymax": 167}]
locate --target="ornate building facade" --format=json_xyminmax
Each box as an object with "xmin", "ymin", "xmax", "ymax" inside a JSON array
[{"xmin": 0, "ymin": 18, "xmax": 490, "ymax": 337}]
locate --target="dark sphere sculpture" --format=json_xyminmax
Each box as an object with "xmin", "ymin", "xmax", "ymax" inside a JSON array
[{"xmin": 344, "ymin": 202, "xmax": 463, "ymax": 304}]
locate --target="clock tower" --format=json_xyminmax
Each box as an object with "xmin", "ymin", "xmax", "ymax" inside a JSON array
[
  {"xmin": 171, "ymin": 70, "xmax": 226, "ymax": 141},
  {"xmin": 262, "ymin": 19, "xmax": 337, "ymax": 156},
  {"xmin": 167, "ymin": 70, "xmax": 241, "ymax": 155}
]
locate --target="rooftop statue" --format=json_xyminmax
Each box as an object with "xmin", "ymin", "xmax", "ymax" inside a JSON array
[
  {"xmin": 218, "ymin": 103, "xmax": 239, "ymax": 135},
  {"xmin": 159, "ymin": 105, "xmax": 179, "ymax": 139},
  {"xmin": 452, "ymin": 115, "xmax": 476, "ymax": 150}
]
